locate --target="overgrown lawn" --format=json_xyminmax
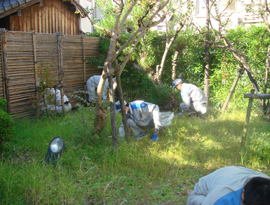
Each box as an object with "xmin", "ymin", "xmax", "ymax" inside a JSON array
[{"xmin": 1, "ymin": 106, "xmax": 270, "ymax": 204}]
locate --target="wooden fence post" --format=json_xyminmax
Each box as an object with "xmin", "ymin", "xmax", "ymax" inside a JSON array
[
  {"xmin": 32, "ymin": 31, "xmax": 38, "ymax": 91},
  {"xmin": 241, "ymin": 89, "xmax": 255, "ymax": 151},
  {"xmin": 32, "ymin": 31, "xmax": 40, "ymax": 120},
  {"xmin": 82, "ymin": 35, "xmax": 86, "ymax": 101},
  {"xmin": 1, "ymin": 28, "xmax": 10, "ymax": 113},
  {"xmin": 57, "ymin": 33, "xmax": 65, "ymax": 115},
  {"xmin": 57, "ymin": 33, "xmax": 63, "ymax": 80}
]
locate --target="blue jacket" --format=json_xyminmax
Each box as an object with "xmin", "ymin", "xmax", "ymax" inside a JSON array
[
  {"xmin": 187, "ymin": 166, "xmax": 270, "ymax": 205},
  {"xmin": 128, "ymin": 100, "xmax": 162, "ymax": 132}
]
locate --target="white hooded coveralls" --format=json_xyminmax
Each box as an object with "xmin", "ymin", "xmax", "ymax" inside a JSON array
[
  {"xmin": 180, "ymin": 83, "xmax": 207, "ymax": 115},
  {"xmin": 86, "ymin": 75, "xmax": 109, "ymax": 103},
  {"xmin": 187, "ymin": 166, "xmax": 270, "ymax": 205},
  {"xmin": 41, "ymin": 88, "xmax": 72, "ymax": 113}
]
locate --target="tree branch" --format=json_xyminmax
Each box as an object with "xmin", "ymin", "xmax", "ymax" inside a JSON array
[{"xmin": 118, "ymin": 0, "xmax": 138, "ymax": 30}]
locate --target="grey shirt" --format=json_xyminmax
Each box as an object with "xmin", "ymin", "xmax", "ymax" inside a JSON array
[
  {"xmin": 187, "ymin": 166, "xmax": 270, "ymax": 205},
  {"xmin": 180, "ymin": 83, "xmax": 207, "ymax": 109}
]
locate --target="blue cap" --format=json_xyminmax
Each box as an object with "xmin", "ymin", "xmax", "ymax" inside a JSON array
[{"xmin": 172, "ymin": 79, "xmax": 183, "ymax": 89}]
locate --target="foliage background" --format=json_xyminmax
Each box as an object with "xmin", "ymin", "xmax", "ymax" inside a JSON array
[{"xmin": 87, "ymin": 24, "xmax": 270, "ymax": 111}]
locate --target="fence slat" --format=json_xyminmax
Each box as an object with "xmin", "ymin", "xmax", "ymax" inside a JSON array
[{"xmin": 0, "ymin": 30, "xmax": 100, "ymax": 118}]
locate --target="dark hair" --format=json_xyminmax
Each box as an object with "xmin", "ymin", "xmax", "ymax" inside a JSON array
[
  {"xmin": 243, "ymin": 177, "xmax": 270, "ymax": 205},
  {"xmin": 125, "ymin": 103, "xmax": 129, "ymax": 107}
]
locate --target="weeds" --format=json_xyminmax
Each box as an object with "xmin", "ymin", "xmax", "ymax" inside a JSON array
[{"xmin": 1, "ymin": 106, "xmax": 270, "ymax": 204}]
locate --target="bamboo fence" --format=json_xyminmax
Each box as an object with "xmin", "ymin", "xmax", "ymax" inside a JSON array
[{"xmin": 0, "ymin": 29, "xmax": 101, "ymax": 118}]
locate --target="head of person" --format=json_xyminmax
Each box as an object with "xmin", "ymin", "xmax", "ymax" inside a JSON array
[
  {"xmin": 172, "ymin": 79, "xmax": 183, "ymax": 91},
  {"xmin": 242, "ymin": 177, "xmax": 270, "ymax": 205},
  {"xmin": 115, "ymin": 100, "xmax": 129, "ymax": 114}
]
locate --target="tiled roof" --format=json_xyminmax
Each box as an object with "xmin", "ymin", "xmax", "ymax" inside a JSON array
[
  {"xmin": 0, "ymin": 0, "xmax": 28, "ymax": 13},
  {"xmin": 0, "ymin": 0, "xmax": 39, "ymax": 18}
]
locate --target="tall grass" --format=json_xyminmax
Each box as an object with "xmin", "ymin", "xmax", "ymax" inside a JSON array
[{"xmin": 1, "ymin": 106, "xmax": 270, "ymax": 204}]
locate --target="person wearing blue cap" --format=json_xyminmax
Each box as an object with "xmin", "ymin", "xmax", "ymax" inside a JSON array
[
  {"xmin": 187, "ymin": 166, "xmax": 270, "ymax": 205},
  {"xmin": 172, "ymin": 79, "xmax": 207, "ymax": 117},
  {"xmin": 86, "ymin": 75, "xmax": 114, "ymax": 103},
  {"xmin": 115, "ymin": 100, "xmax": 162, "ymax": 142}
]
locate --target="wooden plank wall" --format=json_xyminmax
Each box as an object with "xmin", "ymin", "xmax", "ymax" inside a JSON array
[
  {"xmin": 0, "ymin": 38, "xmax": 3, "ymax": 99},
  {"xmin": 9, "ymin": 0, "xmax": 79, "ymax": 35},
  {"xmin": 0, "ymin": 30, "xmax": 101, "ymax": 119}
]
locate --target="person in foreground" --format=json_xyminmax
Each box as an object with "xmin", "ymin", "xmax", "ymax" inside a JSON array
[
  {"xmin": 186, "ymin": 166, "xmax": 270, "ymax": 205},
  {"xmin": 115, "ymin": 100, "xmax": 162, "ymax": 142},
  {"xmin": 172, "ymin": 79, "xmax": 207, "ymax": 117}
]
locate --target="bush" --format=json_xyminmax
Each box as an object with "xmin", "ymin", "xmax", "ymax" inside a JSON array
[
  {"xmin": 0, "ymin": 102, "xmax": 14, "ymax": 143},
  {"xmin": 0, "ymin": 98, "xmax": 7, "ymax": 111}
]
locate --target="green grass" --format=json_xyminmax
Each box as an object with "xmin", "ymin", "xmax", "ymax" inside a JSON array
[{"xmin": 1, "ymin": 106, "xmax": 270, "ymax": 204}]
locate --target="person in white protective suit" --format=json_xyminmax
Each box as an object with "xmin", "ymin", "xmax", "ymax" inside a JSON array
[
  {"xmin": 40, "ymin": 88, "xmax": 72, "ymax": 114},
  {"xmin": 172, "ymin": 79, "xmax": 207, "ymax": 117},
  {"xmin": 115, "ymin": 100, "xmax": 174, "ymax": 142},
  {"xmin": 186, "ymin": 166, "xmax": 270, "ymax": 205},
  {"xmin": 86, "ymin": 75, "xmax": 114, "ymax": 103}
]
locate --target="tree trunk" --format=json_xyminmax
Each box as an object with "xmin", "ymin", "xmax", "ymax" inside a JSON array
[
  {"xmin": 222, "ymin": 67, "xmax": 244, "ymax": 113},
  {"xmin": 115, "ymin": 68, "xmax": 130, "ymax": 141},
  {"xmin": 108, "ymin": 69, "xmax": 118, "ymax": 149},
  {"xmin": 172, "ymin": 51, "xmax": 179, "ymax": 81},
  {"xmin": 204, "ymin": 0, "xmax": 210, "ymax": 106},
  {"xmin": 93, "ymin": 32, "xmax": 119, "ymax": 136},
  {"xmin": 156, "ymin": 24, "xmax": 184, "ymax": 84},
  {"xmin": 221, "ymin": 38, "xmax": 260, "ymax": 93},
  {"xmin": 263, "ymin": 42, "xmax": 270, "ymax": 112}
]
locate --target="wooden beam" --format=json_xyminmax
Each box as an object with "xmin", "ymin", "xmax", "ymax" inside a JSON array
[
  {"xmin": 0, "ymin": 0, "xmax": 41, "ymax": 19},
  {"xmin": 244, "ymin": 93, "xmax": 270, "ymax": 99},
  {"xmin": 1, "ymin": 28, "xmax": 10, "ymax": 112}
]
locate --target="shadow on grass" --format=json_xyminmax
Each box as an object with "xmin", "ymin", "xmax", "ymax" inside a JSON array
[{"xmin": 1, "ymin": 108, "xmax": 270, "ymax": 204}]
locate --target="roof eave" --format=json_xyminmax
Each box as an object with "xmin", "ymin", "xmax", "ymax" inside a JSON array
[{"xmin": 0, "ymin": 0, "xmax": 40, "ymax": 19}]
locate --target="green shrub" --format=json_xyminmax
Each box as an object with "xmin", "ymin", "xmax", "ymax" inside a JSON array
[
  {"xmin": 0, "ymin": 109, "xmax": 14, "ymax": 142},
  {"xmin": 0, "ymin": 98, "xmax": 7, "ymax": 111}
]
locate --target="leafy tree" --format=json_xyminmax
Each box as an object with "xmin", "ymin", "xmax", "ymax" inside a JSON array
[
  {"xmin": 245, "ymin": 0, "xmax": 270, "ymax": 111},
  {"xmin": 192, "ymin": 0, "xmax": 263, "ymax": 112},
  {"xmin": 153, "ymin": 0, "xmax": 194, "ymax": 85},
  {"xmin": 72, "ymin": 0, "xmax": 171, "ymax": 148}
]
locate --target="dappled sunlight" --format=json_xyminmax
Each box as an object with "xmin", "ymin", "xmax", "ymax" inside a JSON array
[{"xmin": 1, "ymin": 106, "xmax": 270, "ymax": 204}]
